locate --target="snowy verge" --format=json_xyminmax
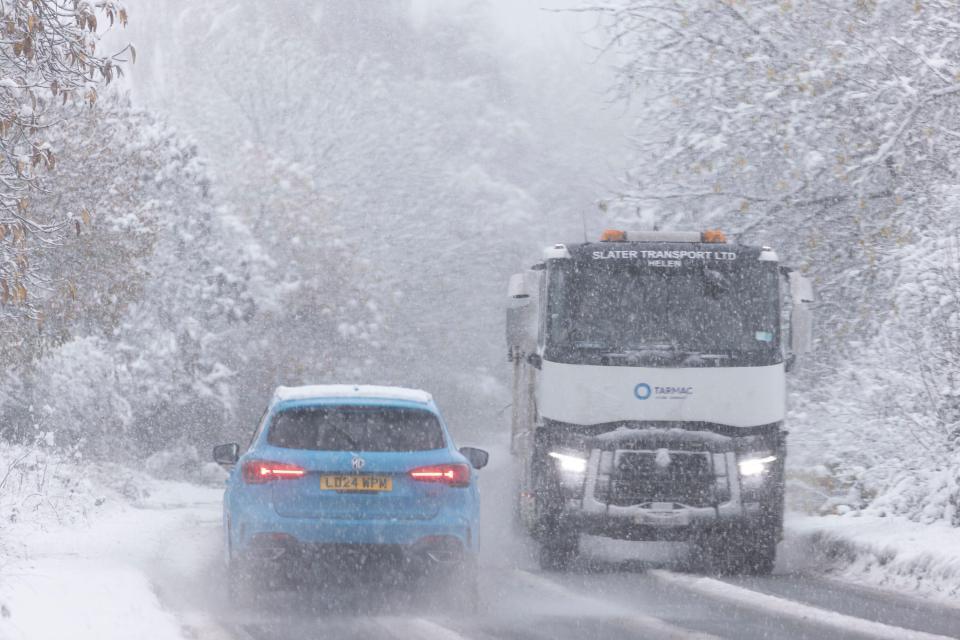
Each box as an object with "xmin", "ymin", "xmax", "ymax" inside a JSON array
[
  {"xmin": 0, "ymin": 446, "xmax": 224, "ymax": 640},
  {"xmin": 787, "ymin": 513, "xmax": 960, "ymax": 605}
]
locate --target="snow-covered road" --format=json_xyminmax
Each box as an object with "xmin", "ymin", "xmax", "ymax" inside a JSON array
[
  {"xmin": 4, "ymin": 456, "xmax": 960, "ymax": 640},
  {"xmin": 171, "ymin": 456, "xmax": 960, "ymax": 640},
  {"xmin": 164, "ymin": 521, "xmax": 960, "ymax": 640}
]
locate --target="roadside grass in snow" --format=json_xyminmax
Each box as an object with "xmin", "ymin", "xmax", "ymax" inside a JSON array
[
  {"xmin": 789, "ymin": 514, "xmax": 960, "ymax": 604},
  {"xmin": 0, "ymin": 444, "xmax": 223, "ymax": 640}
]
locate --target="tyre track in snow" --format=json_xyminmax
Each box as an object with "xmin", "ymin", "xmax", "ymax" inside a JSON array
[
  {"xmin": 535, "ymin": 555, "xmax": 960, "ymax": 640},
  {"xmin": 511, "ymin": 568, "xmax": 720, "ymax": 639},
  {"xmin": 649, "ymin": 570, "xmax": 955, "ymax": 640},
  {"xmin": 713, "ymin": 571, "xmax": 960, "ymax": 639}
]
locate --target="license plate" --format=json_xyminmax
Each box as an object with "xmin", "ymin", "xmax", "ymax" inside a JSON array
[
  {"xmin": 320, "ymin": 475, "xmax": 393, "ymax": 492},
  {"xmin": 633, "ymin": 510, "xmax": 690, "ymax": 526}
]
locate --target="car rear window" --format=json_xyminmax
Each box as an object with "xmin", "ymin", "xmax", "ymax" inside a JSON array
[{"xmin": 266, "ymin": 405, "xmax": 445, "ymax": 452}]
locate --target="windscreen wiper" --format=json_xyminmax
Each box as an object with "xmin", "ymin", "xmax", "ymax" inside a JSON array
[
  {"xmin": 680, "ymin": 351, "xmax": 731, "ymax": 359},
  {"xmin": 679, "ymin": 351, "xmax": 732, "ymax": 365},
  {"xmin": 599, "ymin": 344, "xmax": 683, "ymax": 365},
  {"xmin": 603, "ymin": 343, "xmax": 679, "ymax": 355}
]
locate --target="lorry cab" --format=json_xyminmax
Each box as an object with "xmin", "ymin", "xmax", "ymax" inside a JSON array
[{"xmin": 506, "ymin": 230, "xmax": 813, "ymax": 573}]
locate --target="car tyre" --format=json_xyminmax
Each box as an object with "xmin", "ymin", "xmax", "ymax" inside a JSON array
[
  {"xmin": 460, "ymin": 556, "xmax": 481, "ymax": 614},
  {"xmin": 428, "ymin": 556, "xmax": 479, "ymax": 614},
  {"xmin": 227, "ymin": 557, "xmax": 258, "ymax": 608}
]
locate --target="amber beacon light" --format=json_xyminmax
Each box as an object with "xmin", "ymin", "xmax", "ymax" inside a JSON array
[
  {"xmin": 600, "ymin": 229, "xmax": 627, "ymax": 242},
  {"xmin": 701, "ymin": 229, "xmax": 727, "ymax": 243}
]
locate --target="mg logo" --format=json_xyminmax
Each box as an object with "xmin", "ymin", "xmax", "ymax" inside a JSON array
[
  {"xmin": 351, "ymin": 456, "xmax": 365, "ymax": 471},
  {"xmin": 634, "ymin": 383, "xmax": 652, "ymax": 400}
]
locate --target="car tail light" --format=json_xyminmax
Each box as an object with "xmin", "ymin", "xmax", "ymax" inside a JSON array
[
  {"xmin": 242, "ymin": 460, "xmax": 306, "ymax": 484},
  {"xmin": 409, "ymin": 463, "xmax": 470, "ymax": 487}
]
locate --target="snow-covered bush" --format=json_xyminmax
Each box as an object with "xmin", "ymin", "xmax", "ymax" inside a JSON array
[{"xmin": 0, "ymin": 98, "xmax": 259, "ymax": 460}]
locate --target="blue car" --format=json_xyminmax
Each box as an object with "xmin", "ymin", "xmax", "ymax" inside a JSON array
[{"xmin": 212, "ymin": 385, "xmax": 488, "ymax": 602}]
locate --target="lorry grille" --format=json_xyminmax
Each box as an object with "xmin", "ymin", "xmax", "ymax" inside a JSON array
[{"xmin": 602, "ymin": 450, "xmax": 715, "ymax": 508}]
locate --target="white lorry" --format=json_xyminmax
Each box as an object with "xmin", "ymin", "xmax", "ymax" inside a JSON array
[{"xmin": 506, "ymin": 230, "xmax": 813, "ymax": 573}]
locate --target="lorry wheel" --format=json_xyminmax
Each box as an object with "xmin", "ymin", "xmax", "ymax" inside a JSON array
[
  {"xmin": 738, "ymin": 529, "xmax": 777, "ymax": 576},
  {"xmin": 691, "ymin": 529, "xmax": 732, "ymax": 574},
  {"xmin": 539, "ymin": 532, "xmax": 579, "ymax": 571},
  {"xmin": 693, "ymin": 527, "xmax": 777, "ymax": 575}
]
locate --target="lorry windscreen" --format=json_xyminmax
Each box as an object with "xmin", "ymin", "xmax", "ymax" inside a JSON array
[{"xmin": 546, "ymin": 259, "xmax": 780, "ymax": 365}]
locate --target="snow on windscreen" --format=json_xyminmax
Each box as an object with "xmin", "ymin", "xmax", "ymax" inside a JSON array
[
  {"xmin": 548, "ymin": 259, "xmax": 780, "ymax": 355},
  {"xmin": 267, "ymin": 406, "xmax": 445, "ymax": 452}
]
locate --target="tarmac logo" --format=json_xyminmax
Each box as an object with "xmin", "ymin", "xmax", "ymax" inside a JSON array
[
  {"xmin": 634, "ymin": 383, "xmax": 652, "ymax": 400},
  {"xmin": 635, "ymin": 383, "xmax": 694, "ymax": 400}
]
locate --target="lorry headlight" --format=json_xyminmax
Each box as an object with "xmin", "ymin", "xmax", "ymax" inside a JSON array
[
  {"xmin": 738, "ymin": 455, "xmax": 777, "ymax": 477},
  {"xmin": 548, "ymin": 451, "xmax": 587, "ymax": 474}
]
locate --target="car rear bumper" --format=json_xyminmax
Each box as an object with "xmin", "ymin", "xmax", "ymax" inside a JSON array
[
  {"xmin": 230, "ymin": 506, "xmax": 477, "ymax": 560},
  {"xmin": 240, "ymin": 537, "xmax": 471, "ymax": 574}
]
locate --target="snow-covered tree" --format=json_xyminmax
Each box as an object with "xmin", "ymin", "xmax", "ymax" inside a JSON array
[
  {"xmin": 0, "ymin": 98, "xmax": 258, "ymax": 456},
  {"xmin": 220, "ymin": 144, "xmax": 390, "ymax": 423},
  {"xmin": 593, "ymin": 0, "xmax": 960, "ymax": 522},
  {"xmin": 0, "ymin": 1, "xmax": 132, "ymax": 325},
  {"xmin": 122, "ymin": 0, "xmax": 612, "ymax": 433}
]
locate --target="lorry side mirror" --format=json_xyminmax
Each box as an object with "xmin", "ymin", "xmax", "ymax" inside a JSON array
[
  {"xmin": 789, "ymin": 303, "xmax": 813, "ymax": 356},
  {"xmin": 508, "ymin": 273, "xmax": 530, "ymax": 300},
  {"xmin": 507, "ymin": 270, "xmax": 537, "ymax": 354},
  {"xmin": 788, "ymin": 271, "xmax": 815, "ymax": 304},
  {"xmin": 506, "ymin": 306, "xmax": 529, "ymax": 353}
]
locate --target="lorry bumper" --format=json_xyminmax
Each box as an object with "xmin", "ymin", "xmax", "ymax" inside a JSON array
[
  {"xmin": 556, "ymin": 445, "xmax": 773, "ymax": 542},
  {"xmin": 565, "ymin": 498, "xmax": 762, "ymax": 542}
]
